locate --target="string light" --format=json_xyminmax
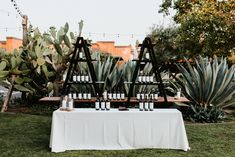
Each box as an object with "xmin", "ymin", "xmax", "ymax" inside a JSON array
[
  {"xmin": 10, "ymin": 0, "xmax": 33, "ymax": 26},
  {"xmin": 82, "ymin": 32, "xmax": 146, "ymax": 38}
]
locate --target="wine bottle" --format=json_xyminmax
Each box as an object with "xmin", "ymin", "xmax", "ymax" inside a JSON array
[
  {"xmin": 101, "ymin": 97, "xmax": 105, "ymax": 110},
  {"xmin": 79, "ymin": 51, "xmax": 83, "ymax": 59},
  {"xmin": 73, "ymin": 75, "xmax": 77, "ymax": 82},
  {"xmin": 81, "ymin": 70, "xmax": 85, "ymax": 82},
  {"xmin": 136, "ymin": 89, "xmax": 140, "ymax": 100},
  {"xmin": 72, "ymin": 91, "xmax": 77, "ymax": 99},
  {"xmin": 87, "ymin": 91, "xmax": 91, "ymax": 100},
  {"xmin": 68, "ymin": 93, "xmax": 72, "ymax": 99},
  {"xmin": 108, "ymin": 90, "xmax": 112, "ymax": 100},
  {"xmin": 149, "ymin": 71, "xmax": 154, "ymax": 83},
  {"xmin": 83, "ymin": 89, "xmax": 87, "ymax": 100},
  {"xmin": 142, "ymin": 72, "xmax": 146, "ymax": 83},
  {"xmin": 78, "ymin": 89, "xmax": 82, "ymax": 100},
  {"xmin": 95, "ymin": 93, "xmax": 100, "ymax": 110},
  {"xmin": 106, "ymin": 98, "xmax": 110, "ymax": 110},
  {"xmin": 116, "ymin": 88, "xmax": 121, "ymax": 100},
  {"xmin": 67, "ymin": 97, "xmax": 74, "ymax": 111},
  {"xmin": 103, "ymin": 89, "xmax": 108, "ymax": 100},
  {"xmin": 144, "ymin": 95, "xmax": 149, "ymax": 111},
  {"xmin": 61, "ymin": 96, "xmax": 67, "ymax": 109},
  {"xmin": 139, "ymin": 99, "xmax": 144, "ymax": 111},
  {"xmin": 150, "ymin": 88, "xmax": 154, "ymax": 100},
  {"xmin": 154, "ymin": 89, "xmax": 159, "ymax": 100},
  {"xmin": 145, "ymin": 90, "xmax": 149, "ymax": 100},
  {"xmin": 138, "ymin": 71, "xmax": 143, "ymax": 83},
  {"xmin": 145, "ymin": 52, "xmax": 150, "ymax": 59},
  {"xmin": 121, "ymin": 87, "xmax": 125, "ymax": 100},
  {"xmin": 141, "ymin": 89, "xmax": 145, "ymax": 100},
  {"xmin": 85, "ymin": 72, "xmax": 89, "ymax": 82},
  {"xmin": 146, "ymin": 72, "xmax": 150, "ymax": 83},
  {"xmin": 77, "ymin": 70, "xmax": 81, "ymax": 82},
  {"xmin": 112, "ymin": 89, "xmax": 117, "ymax": 100},
  {"xmin": 149, "ymin": 94, "xmax": 154, "ymax": 111}
]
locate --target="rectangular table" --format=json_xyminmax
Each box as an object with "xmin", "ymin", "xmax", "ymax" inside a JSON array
[{"xmin": 50, "ymin": 109, "xmax": 190, "ymax": 152}]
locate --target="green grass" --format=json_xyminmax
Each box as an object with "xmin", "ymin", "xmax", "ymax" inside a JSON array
[{"xmin": 0, "ymin": 113, "xmax": 235, "ymax": 157}]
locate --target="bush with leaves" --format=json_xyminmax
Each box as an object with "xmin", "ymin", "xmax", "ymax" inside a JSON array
[{"xmin": 176, "ymin": 56, "xmax": 235, "ymax": 122}]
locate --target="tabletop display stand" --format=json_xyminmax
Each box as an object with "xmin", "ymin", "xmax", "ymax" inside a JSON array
[
  {"xmin": 125, "ymin": 37, "xmax": 168, "ymax": 107},
  {"xmin": 62, "ymin": 37, "xmax": 101, "ymax": 101}
]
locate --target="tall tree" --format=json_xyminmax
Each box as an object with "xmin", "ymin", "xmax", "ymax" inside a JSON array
[{"xmin": 159, "ymin": 0, "xmax": 235, "ymax": 57}]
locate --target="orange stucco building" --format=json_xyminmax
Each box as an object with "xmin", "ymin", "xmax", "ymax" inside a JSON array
[
  {"xmin": 0, "ymin": 36, "xmax": 133, "ymax": 60},
  {"xmin": 91, "ymin": 41, "xmax": 133, "ymax": 60},
  {"xmin": 0, "ymin": 37, "xmax": 22, "ymax": 53}
]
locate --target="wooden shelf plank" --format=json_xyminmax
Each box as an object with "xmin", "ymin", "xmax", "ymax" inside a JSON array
[{"xmin": 39, "ymin": 97, "xmax": 190, "ymax": 103}]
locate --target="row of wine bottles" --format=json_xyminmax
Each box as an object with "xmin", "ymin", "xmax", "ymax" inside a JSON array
[
  {"xmin": 95, "ymin": 94, "xmax": 111, "ymax": 111},
  {"xmin": 136, "ymin": 89, "xmax": 159, "ymax": 100},
  {"xmin": 139, "ymin": 99, "xmax": 154, "ymax": 111},
  {"xmin": 68, "ymin": 92, "xmax": 92, "ymax": 100},
  {"xmin": 103, "ymin": 90, "xmax": 125, "ymax": 100},
  {"xmin": 72, "ymin": 74, "xmax": 90, "ymax": 82},
  {"xmin": 138, "ymin": 71, "xmax": 154, "ymax": 83}
]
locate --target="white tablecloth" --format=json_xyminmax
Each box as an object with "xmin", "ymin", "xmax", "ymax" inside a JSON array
[{"xmin": 50, "ymin": 109, "xmax": 190, "ymax": 152}]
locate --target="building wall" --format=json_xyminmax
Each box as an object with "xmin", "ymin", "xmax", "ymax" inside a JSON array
[
  {"xmin": 0, "ymin": 37, "xmax": 22, "ymax": 53},
  {"xmin": 92, "ymin": 41, "xmax": 133, "ymax": 61}
]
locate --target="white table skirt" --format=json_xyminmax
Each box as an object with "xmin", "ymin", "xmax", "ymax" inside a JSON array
[{"xmin": 50, "ymin": 109, "xmax": 190, "ymax": 152}]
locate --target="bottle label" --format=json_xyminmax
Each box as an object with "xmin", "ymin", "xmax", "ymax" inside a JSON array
[
  {"xmin": 78, "ymin": 93, "xmax": 82, "ymax": 99},
  {"xmin": 154, "ymin": 94, "xmax": 158, "ymax": 100},
  {"xmin": 79, "ymin": 52, "xmax": 83, "ymax": 59},
  {"xmin": 73, "ymin": 93, "xmax": 77, "ymax": 99},
  {"xmin": 150, "ymin": 76, "xmax": 154, "ymax": 82},
  {"xmin": 77, "ymin": 76, "xmax": 81, "ymax": 82},
  {"xmin": 138, "ymin": 76, "xmax": 142, "ymax": 82},
  {"xmin": 144, "ymin": 102, "xmax": 149, "ymax": 111},
  {"xmin": 62, "ymin": 100, "xmax": 67, "ymax": 109},
  {"xmin": 145, "ymin": 53, "xmax": 150, "ymax": 59},
  {"xmin": 149, "ymin": 102, "xmax": 154, "ymax": 110},
  {"xmin": 139, "ymin": 102, "xmax": 144, "ymax": 110},
  {"xmin": 117, "ymin": 93, "xmax": 121, "ymax": 99},
  {"xmin": 68, "ymin": 100, "xmax": 73, "ymax": 110},
  {"xmin": 81, "ymin": 76, "xmax": 85, "ymax": 82},
  {"xmin": 106, "ymin": 102, "xmax": 110, "ymax": 110},
  {"xmin": 87, "ymin": 93, "xmax": 91, "ymax": 99},
  {"xmin": 101, "ymin": 102, "xmax": 105, "ymax": 110},
  {"xmin": 121, "ymin": 93, "xmax": 125, "ymax": 99},
  {"xmin": 73, "ymin": 76, "xmax": 77, "ymax": 82},
  {"xmin": 137, "ymin": 93, "xmax": 140, "ymax": 100},
  {"xmin": 95, "ymin": 102, "xmax": 100, "ymax": 110},
  {"xmin": 103, "ymin": 91, "xmax": 108, "ymax": 100},
  {"xmin": 141, "ymin": 94, "xmax": 145, "ymax": 100},
  {"xmin": 145, "ymin": 94, "xmax": 149, "ymax": 99},
  {"xmin": 83, "ymin": 93, "xmax": 87, "ymax": 99},
  {"xmin": 142, "ymin": 76, "xmax": 146, "ymax": 83},
  {"xmin": 85, "ymin": 76, "xmax": 89, "ymax": 82},
  {"xmin": 113, "ymin": 93, "xmax": 116, "ymax": 99},
  {"xmin": 108, "ymin": 93, "xmax": 112, "ymax": 100},
  {"xmin": 146, "ymin": 76, "xmax": 150, "ymax": 83}
]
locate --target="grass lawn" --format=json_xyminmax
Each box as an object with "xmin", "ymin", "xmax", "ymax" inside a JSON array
[{"xmin": 0, "ymin": 113, "xmax": 235, "ymax": 157}]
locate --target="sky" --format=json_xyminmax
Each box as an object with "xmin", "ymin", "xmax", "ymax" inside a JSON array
[{"xmin": 0, "ymin": 0, "xmax": 175, "ymax": 46}]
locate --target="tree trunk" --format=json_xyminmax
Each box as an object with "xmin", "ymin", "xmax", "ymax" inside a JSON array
[{"xmin": 1, "ymin": 75, "xmax": 16, "ymax": 112}]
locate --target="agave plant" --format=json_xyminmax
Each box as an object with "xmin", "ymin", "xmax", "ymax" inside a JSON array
[
  {"xmin": 177, "ymin": 56, "xmax": 235, "ymax": 109},
  {"xmin": 93, "ymin": 52, "xmax": 117, "ymax": 92}
]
